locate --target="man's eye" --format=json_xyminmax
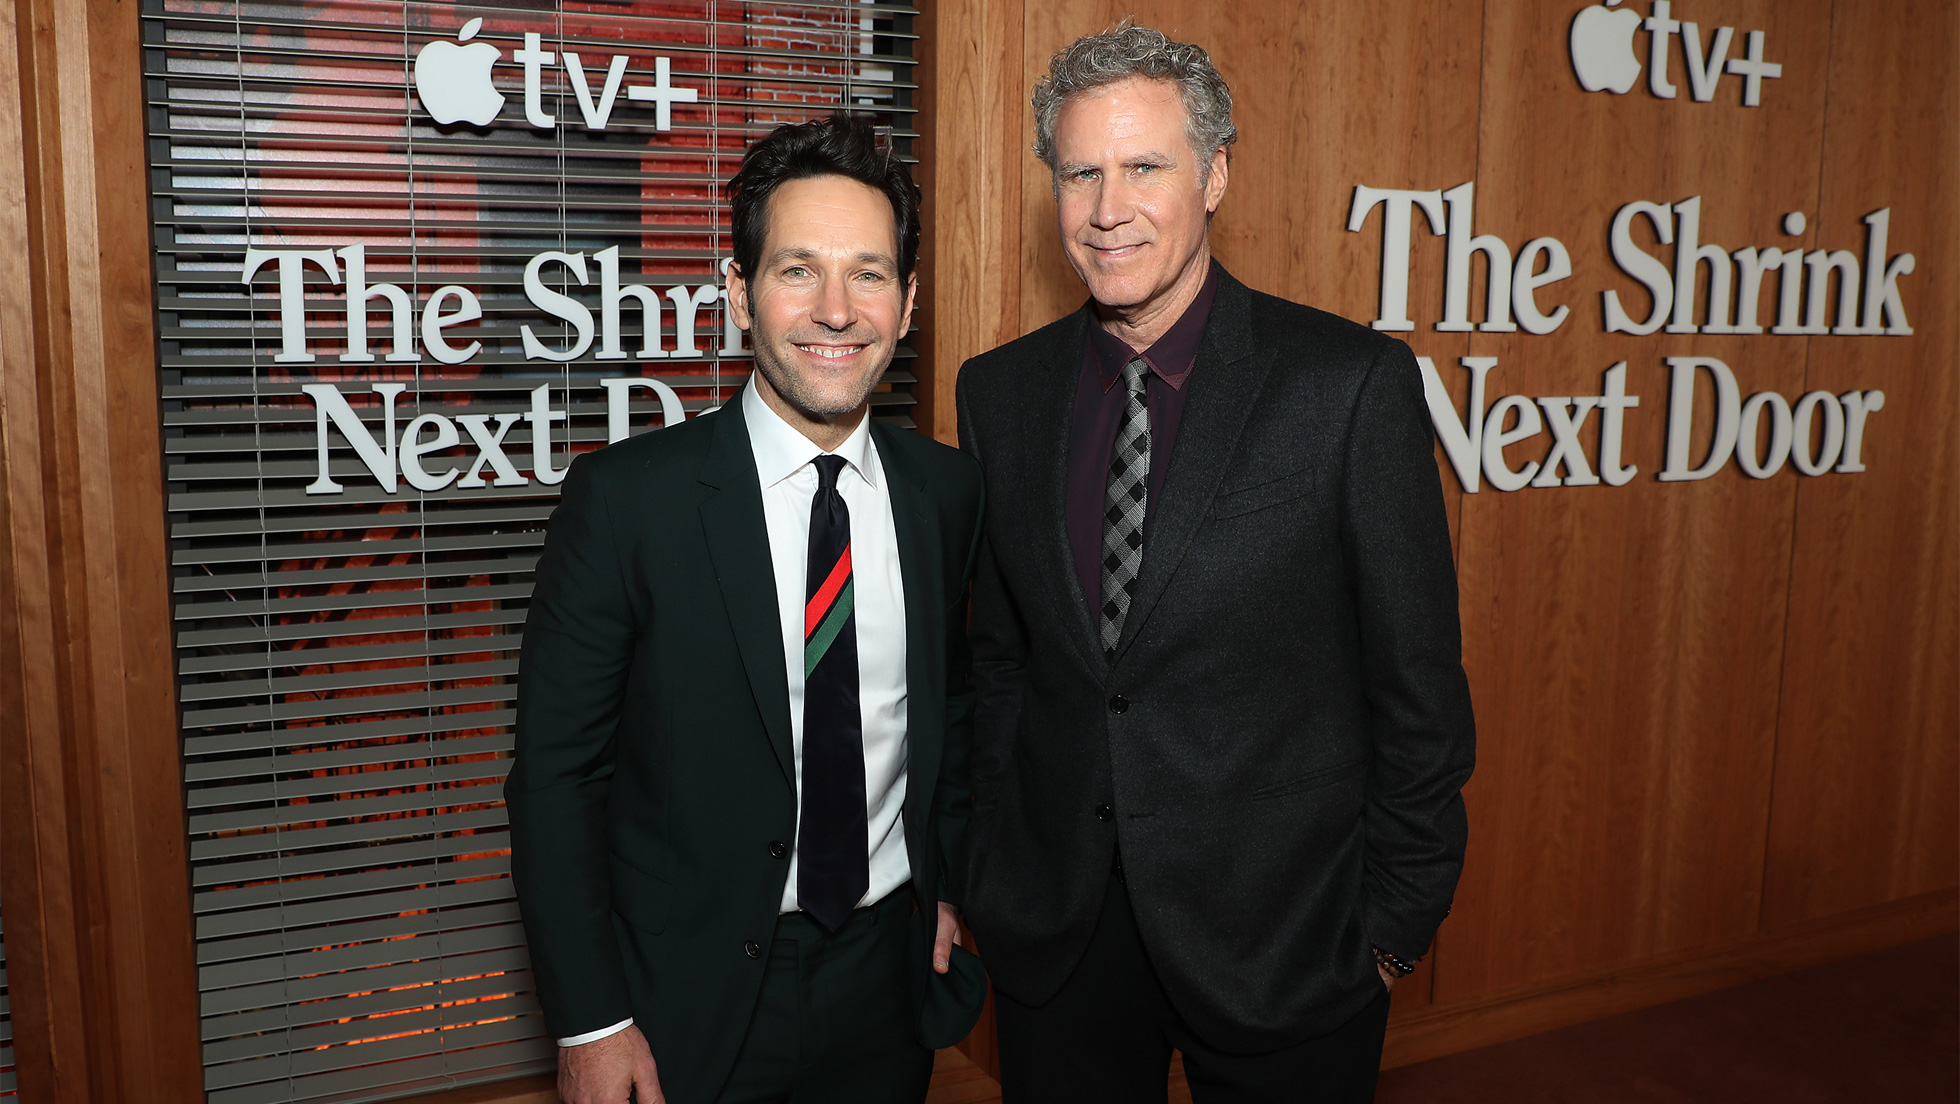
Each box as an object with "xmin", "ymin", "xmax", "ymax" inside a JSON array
[
  {"xmin": 782, "ymin": 265, "xmax": 810, "ymax": 278},
  {"xmin": 857, "ymin": 271, "xmax": 886, "ymax": 282}
]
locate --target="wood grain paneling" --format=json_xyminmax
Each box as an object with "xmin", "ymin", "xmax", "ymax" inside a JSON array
[
  {"xmin": 0, "ymin": 0, "xmax": 202, "ymax": 1098},
  {"xmin": 1436, "ymin": 0, "xmax": 1835, "ymax": 1001},
  {"xmin": 916, "ymin": 0, "xmax": 1026, "ymax": 443},
  {"xmin": 1762, "ymin": 0, "xmax": 1960, "ymax": 926},
  {"xmin": 0, "ymin": 0, "xmax": 90, "ymax": 1095}
]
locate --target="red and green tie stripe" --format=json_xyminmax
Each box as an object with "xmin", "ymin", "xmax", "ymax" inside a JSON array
[{"xmin": 805, "ymin": 542, "xmax": 854, "ymax": 678}]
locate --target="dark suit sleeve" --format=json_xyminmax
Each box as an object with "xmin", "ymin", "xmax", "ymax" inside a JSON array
[
  {"xmin": 956, "ymin": 369, "xmax": 1030, "ymax": 824},
  {"xmin": 1340, "ymin": 339, "xmax": 1477, "ymax": 963},
  {"xmin": 505, "ymin": 452, "xmax": 637, "ymax": 1038},
  {"xmin": 935, "ymin": 470, "xmax": 985, "ymax": 908}
]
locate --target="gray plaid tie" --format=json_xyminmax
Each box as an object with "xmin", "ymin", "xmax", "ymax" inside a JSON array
[{"xmin": 1100, "ymin": 357, "xmax": 1151, "ymax": 655}]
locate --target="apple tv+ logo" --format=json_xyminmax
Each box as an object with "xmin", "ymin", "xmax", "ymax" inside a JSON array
[
  {"xmin": 1570, "ymin": 0, "xmax": 1782, "ymax": 105},
  {"xmin": 415, "ymin": 18, "xmax": 504, "ymax": 126},
  {"xmin": 412, "ymin": 16, "xmax": 699, "ymax": 131}
]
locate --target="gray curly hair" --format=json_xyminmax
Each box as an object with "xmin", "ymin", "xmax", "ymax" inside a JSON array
[{"xmin": 1031, "ymin": 22, "xmax": 1237, "ymax": 172}]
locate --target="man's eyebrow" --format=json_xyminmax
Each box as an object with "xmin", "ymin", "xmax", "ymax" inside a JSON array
[
  {"xmin": 1055, "ymin": 151, "xmax": 1178, "ymax": 175},
  {"xmin": 762, "ymin": 246, "xmax": 897, "ymax": 269}
]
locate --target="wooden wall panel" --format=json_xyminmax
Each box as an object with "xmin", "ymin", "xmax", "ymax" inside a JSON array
[
  {"xmin": 1436, "ymin": 0, "xmax": 1834, "ymax": 1001},
  {"xmin": 915, "ymin": 0, "xmax": 1026, "ymax": 443},
  {"xmin": 1762, "ymin": 0, "xmax": 1960, "ymax": 926},
  {"xmin": 0, "ymin": 0, "xmax": 203, "ymax": 1098},
  {"xmin": 0, "ymin": 0, "xmax": 89, "ymax": 1094}
]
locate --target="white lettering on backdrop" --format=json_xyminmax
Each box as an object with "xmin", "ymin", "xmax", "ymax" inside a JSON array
[
  {"xmin": 242, "ymin": 245, "xmax": 738, "ymax": 496},
  {"xmin": 1350, "ymin": 184, "xmax": 1916, "ymax": 491}
]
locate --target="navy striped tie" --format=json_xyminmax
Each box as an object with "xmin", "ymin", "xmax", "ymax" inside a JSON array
[{"xmin": 797, "ymin": 454, "xmax": 867, "ymax": 931}]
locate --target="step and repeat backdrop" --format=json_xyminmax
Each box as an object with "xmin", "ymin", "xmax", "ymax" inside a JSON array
[
  {"xmin": 992, "ymin": 0, "xmax": 1955, "ymax": 1035},
  {"xmin": 144, "ymin": 1, "xmax": 916, "ymax": 1099}
]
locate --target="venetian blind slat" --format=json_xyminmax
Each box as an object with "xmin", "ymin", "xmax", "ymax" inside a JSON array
[{"xmin": 1, "ymin": 895, "xmax": 14, "ymax": 1098}]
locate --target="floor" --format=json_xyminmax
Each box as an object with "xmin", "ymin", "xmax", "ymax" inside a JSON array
[{"xmin": 926, "ymin": 934, "xmax": 1958, "ymax": 1104}]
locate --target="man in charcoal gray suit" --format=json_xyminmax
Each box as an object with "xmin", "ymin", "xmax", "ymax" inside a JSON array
[{"xmin": 955, "ymin": 25, "xmax": 1476, "ymax": 1104}]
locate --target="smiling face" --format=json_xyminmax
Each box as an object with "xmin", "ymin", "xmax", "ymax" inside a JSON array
[
  {"xmin": 728, "ymin": 174, "xmax": 915, "ymax": 434},
  {"xmin": 1052, "ymin": 76, "xmax": 1228, "ymax": 338}
]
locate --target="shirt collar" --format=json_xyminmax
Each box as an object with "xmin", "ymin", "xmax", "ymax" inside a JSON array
[
  {"xmin": 1089, "ymin": 259, "xmax": 1220, "ymax": 393},
  {"xmin": 742, "ymin": 375, "xmax": 879, "ymax": 490}
]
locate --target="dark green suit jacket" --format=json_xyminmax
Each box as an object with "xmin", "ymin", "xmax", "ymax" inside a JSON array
[{"xmin": 507, "ymin": 397, "xmax": 985, "ymax": 1102}]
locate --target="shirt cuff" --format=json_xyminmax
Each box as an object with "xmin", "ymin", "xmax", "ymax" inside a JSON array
[{"xmin": 557, "ymin": 1018, "xmax": 633, "ymax": 1048}]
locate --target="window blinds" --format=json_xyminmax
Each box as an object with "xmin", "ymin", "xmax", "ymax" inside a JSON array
[
  {"xmin": 0, "ymin": 886, "xmax": 13, "ymax": 1097},
  {"xmin": 142, "ymin": 2, "xmax": 916, "ymax": 1100}
]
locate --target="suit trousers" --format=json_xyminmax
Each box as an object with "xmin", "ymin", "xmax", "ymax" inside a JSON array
[
  {"xmin": 994, "ymin": 871, "xmax": 1391, "ymax": 1104},
  {"xmin": 714, "ymin": 885, "xmax": 936, "ymax": 1104}
]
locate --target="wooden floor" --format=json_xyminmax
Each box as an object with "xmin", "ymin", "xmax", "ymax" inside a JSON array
[
  {"xmin": 926, "ymin": 934, "xmax": 1957, "ymax": 1104},
  {"xmin": 1377, "ymin": 934, "xmax": 1957, "ymax": 1104}
]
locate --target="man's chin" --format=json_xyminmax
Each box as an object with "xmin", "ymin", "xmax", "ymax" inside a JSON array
[
  {"xmin": 1081, "ymin": 280, "xmax": 1157, "ymax": 312},
  {"xmin": 755, "ymin": 358, "xmax": 886, "ymax": 423},
  {"xmin": 1067, "ymin": 263, "xmax": 1150, "ymax": 304},
  {"xmin": 800, "ymin": 395, "xmax": 874, "ymax": 419}
]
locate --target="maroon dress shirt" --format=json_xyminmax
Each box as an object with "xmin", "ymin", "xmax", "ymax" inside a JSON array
[{"xmin": 1065, "ymin": 261, "xmax": 1221, "ymax": 617}]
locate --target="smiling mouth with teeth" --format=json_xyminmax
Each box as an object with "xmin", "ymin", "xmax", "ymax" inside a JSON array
[{"xmin": 797, "ymin": 344, "xmax": 866, "ymax": 359}]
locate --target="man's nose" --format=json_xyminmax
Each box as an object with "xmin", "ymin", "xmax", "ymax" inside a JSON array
[
  {"xmin": 812, "ymin": 272, "xmax": 855, "ymax": 330},
  {"xmin": 1091, "ymin": 179, "xmax": 1134, "ymax": 230}
]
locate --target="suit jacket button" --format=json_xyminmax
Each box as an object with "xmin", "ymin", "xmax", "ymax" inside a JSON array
[
  {"xmin": 744, "ymin": 941, "xmax": 762, "ymax": 959},
  {"xmin": 1095, "ymin": 804, "xmax": 1113, "ymax": 822},
  {"xmin": 768, "ymin": 840, "xmax": 788, "ymax": 859},
  {"xmin": 1108, "ymin": 694, "xmax": 1128, "ymax": 714}
]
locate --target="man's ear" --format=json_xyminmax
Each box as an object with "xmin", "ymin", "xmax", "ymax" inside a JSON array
[
  {"xmin": 727, "ymin": 264, "xmax": 753, "ymax": 331},
  {"xmin": 899, "ymin": 272, "xmax": 918, "ymax": 335},
  {"xmin": 1205, "ymin": 149, "xmax": 1229, "ymax": 214}
]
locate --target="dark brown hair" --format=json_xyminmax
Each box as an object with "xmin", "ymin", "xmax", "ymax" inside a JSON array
[{"xmin": 725, "ymin": 111, "xmax": 920, "ymax": 283}]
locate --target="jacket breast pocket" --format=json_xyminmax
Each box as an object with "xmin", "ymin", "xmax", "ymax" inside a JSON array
[
  {"xmin": 1208, "ymin": 465, "xmax": 1317, "ymax": 522},
  {"xmin": 610, "ymin": 852, "xmax": 674, "ymax": 934}
]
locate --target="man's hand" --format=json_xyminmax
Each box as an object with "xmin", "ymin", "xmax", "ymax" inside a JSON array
[
  {"xmin": 1377, "ymin": 962, "xmax": 1397, "ymax": 993},
  {"xmin": 933, "ymin": 901, "xmax": 963, "ymax": 974},
  {"xmin": 559, "ymin": 1024, "xmax": 663, "ymax": 1104}
]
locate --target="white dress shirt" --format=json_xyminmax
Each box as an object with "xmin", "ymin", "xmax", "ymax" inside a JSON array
[{"xmin": 558, "ymin": 380, "xmax": 912, "ymax": 1047}]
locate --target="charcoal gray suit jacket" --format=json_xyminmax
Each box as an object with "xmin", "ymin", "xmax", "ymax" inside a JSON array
[{"xmin": 955, "ymin": 266, "xmax": 1475, "ymax": 1049}]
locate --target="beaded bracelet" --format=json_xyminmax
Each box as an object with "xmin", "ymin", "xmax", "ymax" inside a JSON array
[{"xmin": 1372, "ymin": 946, "xmax": 1418, "ymax": 978}]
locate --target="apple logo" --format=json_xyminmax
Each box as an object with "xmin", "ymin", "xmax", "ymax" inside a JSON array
[
  {"xmin": 414, "ymin": 17, "xmax": 504, "ymax": 126},
  {"xmin": 1570, "ymin": 0, "xmax": 1642, "ymax": 94}
]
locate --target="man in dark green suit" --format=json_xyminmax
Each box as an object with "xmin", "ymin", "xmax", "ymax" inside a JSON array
[{"xmin": 507, "ymin": 113, "xmax": 986, "ymax": 1104}]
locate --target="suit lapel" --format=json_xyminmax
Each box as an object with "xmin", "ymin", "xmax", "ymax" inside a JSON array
[
  {"xmin": 1114, "ymin": 270, "xmax": 1271, "ymax": 658},
  {"xmin": 1028, "ymin": 308, "xmax": 1107, "ymax": 674},
  {"xmin": 871, "ymin": 423, "xmax": 943, "ymax": 851},
  {"xmin": 697, "ymin": 401, "xmax": 795, "ymax": 788}
]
